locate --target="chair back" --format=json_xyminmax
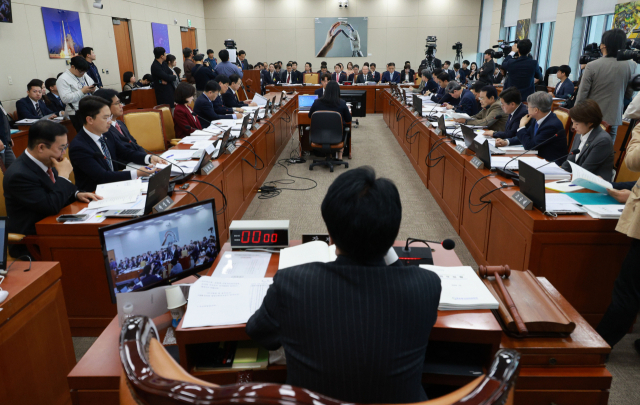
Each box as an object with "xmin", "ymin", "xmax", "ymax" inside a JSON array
[
  {"xmin": 120, "ymin": 316, "xmax": 521, "ymax": 405},
  {"xmin": 600, "ymin": 120, "xmax": 612, "ymax": 134},
  {"xmin": 304, "ymin": 73, "xmax": 319, "ymax": 84},
  {"xmin": 154, "ymin": 105, "xmax": 176, "ymax": 146},
  {"xmin": 10, "ymin": 130, "xmax": 29, "ymax": 158},
  {"xmin": 123, "ymin": 109, "xmax": 167, "ymax": 153},
  {"xmin": 310, "ymin": 111, "xmax": 344, "ymax": 151},
  {"xmin": 554, "ymin": 107, "xmax": 573, "ymax": 151},
  {"xmin": 616, "ymin": 157, "xmax": 640, "ymax": 183}
]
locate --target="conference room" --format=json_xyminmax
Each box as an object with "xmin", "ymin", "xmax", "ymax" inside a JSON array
[{"xmin": 0, "ymin": 0, "xmax": 639, "ymax": 404}]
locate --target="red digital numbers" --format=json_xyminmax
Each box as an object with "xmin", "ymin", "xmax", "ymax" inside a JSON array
[
  {"xmin": 241, "ymin": 231, "xmax": 250, "ymax": 243},
  {"xmin": 239, "ymin": 231, "xmax": 279, "ymax": 244}
]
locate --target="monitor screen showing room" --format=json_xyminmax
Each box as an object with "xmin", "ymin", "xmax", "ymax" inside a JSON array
[
  {"xmin": 99, "ymin": 199, "xmax": 220, "ymax": 303},
  {"xmin": 299, "ymin": 95, "xmax": 318, "ymax": 107}
]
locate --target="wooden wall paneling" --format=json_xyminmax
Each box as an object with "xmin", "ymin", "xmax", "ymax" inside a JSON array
[
  {"xmin": 265, "ymin": 124, "xmax": 276, "ymax": 165},
  {"xmin": 409, "ymin": 121, "xmax": 420, "ymax": 165},
  {"xmin": 459, "ymin": 167, "xmax": 492, "ymax": 263},
  {"xmin": 241, "ymin": 149, "xmax": 258, "ymax": 201},
  {"xmin": 376, "ymin": 89, "xmax": 385, "ymax": 113},
  {"xmin": 113, "ymin": 20, "xmax": 134, "ymax": 90},
  {"xmin": 223, "ymin": 157, "xmax": 245, "ymax": 228},
  {"xmin": 441, "ymin": 156, "xmax": 464, "ymax": 230},
  {"xmin": 417, "ymin": 130, "xmax": 431, "ymax": 184},
  {"xmin": 255, "ymin": 135, "xmax": 268, "ymax": 184},
  {"xmin": 485, "ymin": 206, "xmax": 528, "ymax": 271},
  {"xmin": 427, "ymin": 133, "xmax": 445, "ymax": 199}
]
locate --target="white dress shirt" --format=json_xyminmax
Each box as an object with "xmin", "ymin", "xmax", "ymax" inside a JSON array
[
  {"xmin": 24, "ymin": 149, "xmax": 77, "ymax": 196},
  {"xmin": 30, "ymin": 98, "xmax": 41, "ymax": 113},
  {"xmin": 83, "ymin": 126, "xmax": 150, "ymax": 180}
]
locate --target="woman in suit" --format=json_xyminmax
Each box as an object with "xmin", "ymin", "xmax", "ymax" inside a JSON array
[
  {"xmin": 308, "ymin": 81, "xmax": 352, "ymax": 160},
  {"xmin": 560, "ymin": 100, "xmax": 614, "ymax": 179},
  {"xmin": 468, "ymin": 62, "xmax": 478, "ymax": 81},
  {"xmin": 172, "ymin": 82, "xmax": 202, "ymax": 139},
  {"xmin": 123, "ymin": 72, "xmax": 139, "ymax": 91},
  {"xmin": 401, "ymin": 63, "xmax": 414, "ymax": 83}
]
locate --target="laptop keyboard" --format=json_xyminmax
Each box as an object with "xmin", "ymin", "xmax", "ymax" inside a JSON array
[{"xmin": 118, "ymin": 209, "xmax": 142, "ymax": 215}]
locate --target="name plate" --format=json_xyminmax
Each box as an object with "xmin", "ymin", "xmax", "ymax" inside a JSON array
[
  {"xmin": 152, "ymin": 196, "xmax": 174, "ymax": 214},
  {"xmin": 511, "ymin": 191, "xmax": 533, "ymax": 210},
  {"xmin": 455, "ymin": 145, "xmax": 467, "ymax": 154},
  {"xmin": 253, "ymin": 122, "xmax": 261, "ymax": 130},
  {"xmin": 414, "ymin": 111, "xmax": 421, "ymax": 117},
  {"xmin": 200, "ymin": 161, "xmax": 215, "ymax": 175},
  {"xmin": 470, "ymin": 156, "xmax": 484, "ymax": 170}
]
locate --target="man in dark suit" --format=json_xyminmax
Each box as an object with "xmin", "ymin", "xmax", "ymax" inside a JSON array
[
  {"xmin": 4, "ymin": 120, "xmax": 101, "ymax": 257},
  {"xmin": 81, "ymin": 47, "xmax": 103, "ymax": 88},
  {"xmin": 369, "ymin": 63, "xmax": 381, "ymax": 82},
  {"xmin": 16, "ymin": 79, "xmax": 56, "ymax": 120},
  {"xmin": 280, "ymin": 63, "xmax": 295, "ymax": 84},
  {"xmin": 93, "ymin": 89, "xmax": 145, "ymax": 154},
  {"xmin": 356, "ymin": 65, "xmax": 374, "ymax": 83},
  {"xmin": 150, "ymin": 47, "xmax": 176, "ymax": 106},
  {"xmin": 291, "ymin": 62, "xmax": 303, "ymax": 84},
  {"xmin": 0, "ymin": 101, "xmax": 16, "ymax": 168},
  {"xmin": 421, "ymin": 57, "xmax": 442, "ymax": 69},
  {"xmin": 262, "ymin": 63, "xmax": 279, "ymax": 86},
  {"xmin": 69, "ymin": 96, "xmax": 165, "ymax": 192},
  {"xmin": 225, "ymin": 74, "xmax": 258, "ymax": 108},
  {"xmin": 495, "ymin": 91, "xmax": 567, "ymax": 162},
  {"xmin": 554, "ymin": 65, "xmax": 574, "ymax": 99},
  {"xmin": 430, "ymin": 72, "xmax": 456, "ymax": 105},
  {"xmin": 193, "ymin": 81, "xmax": 242, "ymax": 127},
  {"xmin": 214, "ymin": 75, "xmax": 244, "ymax": 115},
  {"xmin": 381, "ymin": 63, "xmax": 401, "ymax": 83},
  {"xmin": 453, "ymin": 63, "xmax": 466, "ymax": 83},
  {"xmin": 441, "ymin": 61, "xmax": 455, "ymax": 81},
  {"xmin": 347, "ymin": 65, "xmax": 360, "ymax": 82},
  {"xmin": 330, "ymin": 64, "xmax": 346, "ymax": 83},
  {"xmin": 478, "ymin": 50, "xmax": 496, "ymax": 85},
  {"xmin": 501, "ymin": 39, "xmax": 542, "ymax": 101},
  {"xmin": 314, "ymin": 73, "xmax": 331, "ymax": 97},
  {"xmin": 44, "ymin": 78, "xmax": 66, "ymax": 115},
  {"xmin": 237, "ymin": 50, "xmax": 249, "ymax": 70},
  {"xmin": 485, "ymin": 86, "xmax": 528, "ymax": 141},
  {"xmin": 492, "ymin": 65, "xmax": 504, "ymax": 84},
  {"xmin": 443, "ymin": 81, "xmax": 480, "ymax": 116},
  {"xmin": 247, "ymin": 167, "xmax": 441, "ymax": 404}
]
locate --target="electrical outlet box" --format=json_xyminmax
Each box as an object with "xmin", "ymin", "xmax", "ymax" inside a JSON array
[{"xmin": 7, "ymin": 76, "xmax": 13, "ymax": 85}]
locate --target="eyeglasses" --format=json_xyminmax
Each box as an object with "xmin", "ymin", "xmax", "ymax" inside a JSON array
[{"xmin": 113, "ymin": 100, "xmax": 124, "ymax": 106}]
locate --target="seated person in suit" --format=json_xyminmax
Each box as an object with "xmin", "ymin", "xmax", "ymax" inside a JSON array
[
  {"xmin": 461, "ymin": 60, "xmax": 471, "ymax": 82},
  {"xmin": 381, "ymin": 62, "xmax": 401, "ymax": 83},
  {"xmin": 122, "ymin": 72, "xmax": 139, "ymax": 91},
  {"xmin": 43, "ymin": 78, "xmax": 66, "ymax": 115},
  {"xmin": 262, "ymin": 63, "xmax": 279, "ymax": 85},
  {"xmin": 454, "ymin": 86, "xmax": 507, "ymax": 131},
  {"xmin": 16, "ymin": 79, "xmax": 57, "ymax": 120},
  {"xmin": 69, "ymin": 96, "xmax": 165, "ymax": 192},
  {"xmin": 173, "ymin": 82, "xmax": 202, "ymax": 139},
  {"xmin": 493, "ymin": 65, "xmax": 504, "ymax": 84},
  {"xmin": 416, "ymin": 69, "xmax": 438, "ymax": 95},
  {"xmin": 561, "ymin": 100, "xmax": 614, "ymax": 179},
  {"xmin": 369, "ymin": 63, "xmax": 381, "ymax": 83},
  {"xmin": 291, "ymin": 62, "xmax": 303, "ymax": 84},
  {"xmin": 247, "ymin": 166, "xmax": 442, "ymax": 404},
  {"xmin": 331, "ymin": 64, "xmax": 346, "ymax": 83},
  {"xmin": 453, "ymin": 63, "xmax": 466, "ymax": 84},
  {"xmin": 4, "ymin": 120, "xmax": 101, "ymax": 257},
  {"xmin": 347, "ymin": 65, "xmax": 359, "ymax": 82},
  {"xmin": 315, "ymin": 73, "xmax": 331, "ymax": 97},
  {"xmin": 442, "ymin": 61, "xmax": 455, "ymax": 81},
  {"xmin": 281, "ymin": 62, "xmax": 296, "ymax": 84},
  {"xmin": 401, "ymin": 62, "xmax": 415, "ymax": 83},
  {"xmin": 484, "ymin": 86, "xmax": 527, "ymax": 140},
  {"xmin": 93, "ymin": 89, "xmax": 144, "ymax": 154},
  {"xmin": 0, "ymin": 100, "xmax": 15, "ymax": 169},
  {"xmin": 214, "ymin": 75, "xmax": 244, "ymax": 115},
  {"xmin": 308, "ymin": 81, "xmax": 352, "ymax": 160},
  {"xmin": 430, "ymin": 72, "xmax": 455, "ymax": 104},
  {"xmin": 356, "ymin": 65, "xmax": 374, "ymax": 84},
  {"xmin": 193, "ymin": 80, "xmax": 242, "ymax": 127},
  {"xmin": 224, "ymin": 74, "xmax": 258, "ymax": 108},
  {"xmin": 495, "ymin": 92, "xmax": 567, "ymax": 162},
  {"xmin": 317, "ymin": 62, "xmax": 329, "ymax": 75},
  {"xmin": 192, "ymin": 54, "xmax": 217, "ymax": 94},
  {"xmin": 303, "ymin": 62, "xmax": 313, "ymax": 74},
  {"xmin": 554, "ymin": 65, "xmax": 574, "ymax": 99},
  {"xmin": 443, "ymin": 81, "xmax": 480, "ymax": 116}
]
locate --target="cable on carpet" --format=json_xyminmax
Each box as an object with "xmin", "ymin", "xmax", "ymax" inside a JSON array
[{"xmin": 257, "ymin": 159, "xmax": 318, "ymax": 199}]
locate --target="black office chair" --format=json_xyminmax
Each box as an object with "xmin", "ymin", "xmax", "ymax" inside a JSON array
[{"xmin": 306, "ymin": 111, "xmax": 349, "ymax": 172}]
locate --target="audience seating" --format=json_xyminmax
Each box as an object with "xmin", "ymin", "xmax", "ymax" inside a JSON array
[
  {"xmin": 554, "ymin": 107, "xmax": 573, "ymax": 151},
  {"xmin": 154, "ymin": 105, "xmax": 178, "ymax": 147},
  {"xmin": 10, "ymin": 130, "xmax": 28, "ymax": 158},
  {"xmin": 306, "ymin": 111, "xmax": 349, "ymax": 172},
  {"xmin": 616, "ymin": 157, "xmax": 640, "ymax": 183},
  {"xmin": 123, "ymin": 109, "xmax": 167, "ymax": 153},
  {"xmin": 119, "ymin": 315, "xmax": 521, "ymax": 405}
]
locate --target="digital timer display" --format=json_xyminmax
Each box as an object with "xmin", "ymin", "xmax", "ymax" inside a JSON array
[{"xmin": 230, "ymin": 229, "xmax": 289, "ymax": 247}]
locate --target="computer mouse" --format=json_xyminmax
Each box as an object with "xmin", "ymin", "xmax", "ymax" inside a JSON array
[{"xmin": 0, "ymin": 290, "xmax": 8, "ymax": 304}]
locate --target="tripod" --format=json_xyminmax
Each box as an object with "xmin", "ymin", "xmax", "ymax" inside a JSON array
[{"xmin": 454, "ymin": 48, "xmax": 464, "ymax": 67}]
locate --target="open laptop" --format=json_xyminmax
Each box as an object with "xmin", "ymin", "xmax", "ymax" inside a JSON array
[
  {"xmin": 413, "ymin": 94, "xmax": 422, "ymax": 117},
  {"xmin": 230, "ymin": 114, "xmax": 250, "ymax": 139},
  {"xmin": 212, "ymin": 128, "xmax": 232, "ymax": 159},
  {"xmin": 461, "ymin": 125, "xmax": 504, "ymax": 155},
  {"xmin": 519, "ymin": 161, "xmax": 585, "ymax": 215},
  {"xmin": 438, "ymin": 115, "xmax": 460, "ymax": 139},
  {"xmin": 298, "ymin": 95, "xmax": 318, "ymax": 111},
  {"xmin": 102, "ymin": 166, "xmax": 172, "ymax": 218}
]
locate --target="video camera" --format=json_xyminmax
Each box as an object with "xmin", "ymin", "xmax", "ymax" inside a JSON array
[
  {"xmin": 617, "ymin": 30, "xmax": 640, "ymax": 63},
  {"xmin": 452, "ymin": 42, "xmax": 463, "ymax": 51},
  {"xmin": 579, "ymin": 43, "xmax": 601, "ymax": 65},
  {"xmin": 425, "ymin": 36, "xmax": 437, "ymax": 56},
  {"xmin": 491, "ymin": 40, "xmax": 514, "ymax": 59},
  {"xmin": 224, "ymin": 39, "xmax": 237, "ymax": 49}
]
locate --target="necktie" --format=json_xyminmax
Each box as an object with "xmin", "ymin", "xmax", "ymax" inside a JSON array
[
  {"xmin": 534, "ymin": 122, "xmax": 539, "ymax": 136},
  {"xmin": 287, "ymin": 73, "xmax": 291, "ymax": 83},
  {"xmin": 46, "ymin": 167, "xmax": 56, "ymax": 183},
  {"xmin": 114, "ymin": 122, "xmax": 124, "ymax": 135},
  {"xmin": 35, "ymin": 102, "xmax": 43, "ymax": 117},
  {"xmin": 99, "ymin": 137, "xmax": 114, "ymax": 171}
]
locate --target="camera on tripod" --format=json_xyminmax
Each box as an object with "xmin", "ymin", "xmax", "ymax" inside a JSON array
[
  {"xmin": 452, "ymin": 42, "xmax": 463, "ymax": 51},
  {"xmin": 579, "ymin": 43, "xmax": 602, "ymax": 64},
  {"xmin": 617, "ymin": 30, "xmax": 640, "ymax": 63},
  {"xmin": 425, "ymin": 36, "xmax": 437, "ymax": 55},
  {"xmin": 490, "ymin": 40, "xmax": 513, "ymax": 59}
]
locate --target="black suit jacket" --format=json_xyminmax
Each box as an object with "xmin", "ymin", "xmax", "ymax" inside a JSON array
[
  {"xmin": 356, "ymin": 73, "xmax": 374, "ymax": 83},
  {"xmin": 69, "ymin": 128, "xmax": 148, "ymax": 192},
  {"xmin": 371, "ymin": 71, "xmax": 381, "ymax": 82},
  {"xmin": 502, "ymin": 55, "xmax": 542, "ymax": 100},
  {"xmin": 109, "ymin": 120, "xmax": 145, "ymax": 154},
  {"xmin": 0, "ymin": 101, "xmax": 12, "ymax": 146},
  {"xmin": 16, "ymin": 97, "xmax": 54, "ymax": 120},
  {"xmin": 509, "ymin": 112, "xmax": 568, "ymax": 162},
  {"xmin": 478, "ymin": 59, "xmax": 495, "ymax": 85},
  {"xmin": 314, "ymin": 88, "xmax": 324, "ymax": 97},
  {"xmin": 262, "ymin": 70, "xmax": 279, "ymax": 85},
  {"xmin": 222, "ymin": 88, "xmax": 244, "ymax": 108},
  {"xmin": 281, "ymin": 70, "xmax": 296, "ymax": 84},
  {"xmin": 331, "ymin": 72, "xmax": 347, "ymax": 83},
  {"xmin": 4, "ymin": 154, "xmax": 77, "ymax": 238},
  {"xmin": 561, "ymin": 125, "xmax": 614, "ymax": 179},
  {"xmin": 292, "ymin": 70, "xmax": 303, "ymax": 84},
  {"xmin": 308, "ymin": 99, "xmax": 352, "ymax": 124},
  {"xmin": 246, "ymin": 255, "xmax": 441, "ymax": 404},
  {"xmin": 493, "ymin": 103, "xmax": 528, "ymax": 140},
  {"xmin": 150, "ymin": 59, "xmax": 176, "ymax": 106},
  {"xmin": 45, "ymin": 94, "xmax": 66, "ymax": 114},
  {"xmin": 193, "ymin": 93, "xmax": 234, "ymax": 127}
]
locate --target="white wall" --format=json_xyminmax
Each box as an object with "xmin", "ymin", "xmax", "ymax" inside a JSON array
[
  {"xmin": 0, "ymin": 0, "xmax": 207, "ymax": 112},
  {"xmin": 203, "ymin": 0, "xmax": 482, "ymax": 71}
]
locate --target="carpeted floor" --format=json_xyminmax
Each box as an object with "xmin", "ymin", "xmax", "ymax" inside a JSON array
[{"xmin": 73, "ymin": 114, "xmax": 640, "ymax": 404}]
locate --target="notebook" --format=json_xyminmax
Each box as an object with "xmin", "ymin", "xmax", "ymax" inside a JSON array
[{"xmin": 420, "ymin": 265, "xmax": 500, "ymax": 310}]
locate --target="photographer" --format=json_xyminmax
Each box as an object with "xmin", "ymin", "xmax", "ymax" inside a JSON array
[
  {"xmin": 478, "ymin": 49, "xmax": 495, "ymax": 85},
  {"xmin": 576, "ymin": 28, "xmax": 637, "ymax": 141},
  {"xmin": 501, "ymin": 39, "xmax": 542, "ymax": 100}
]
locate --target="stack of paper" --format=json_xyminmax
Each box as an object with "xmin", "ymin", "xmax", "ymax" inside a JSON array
[
  {"xmin": 583, "ymin": 205, "xmax": 626, "ymax": 219},
  {"xmin": 490, "ymin": 156, "xmax": 542, "ymax": 170},
  {"xmin": 278, "ymin": 241, "xmax": 337, "ymax": 270},
  {"xmin": 211, "ymin": 252, "xmax": 271, "ymax": 278},
  {"xmin": 189, "ymin": 140, "xmax": 216, "ymax": 150},
  {"xmin": 420, "ymin": 265, "xmax": 499, "ymax": 310},
  {"xmin": 545, "ymin": 180, "xmax": 584, "ymax": 193},
  {"xmin": 156, "ymin": 160, "xmax": 200, "ymax": 175},
  {"xmin": 545, "ymin": 193, "xmax": 585, "ymax": 213},
  {"xmin": 252, "ymin": 94, "xmax": 268, "ymax": 106},
  {"xmin": 89, "ymin": 179, "xmax": 144, "ymax": 208},
  {"xmin": 568, "ymin": 162, "xmax": 613, "ymax": 193},
  {"xmin": 161, "ymin": 150, "xmax": 196, "ymax": 161},
  {"xmin": 498, "ymin": 145, "xmax": 538, "ymax": 155},
  {"xmin": 446, "ymin": 111, "xmax": 471, "ymax": 120}
]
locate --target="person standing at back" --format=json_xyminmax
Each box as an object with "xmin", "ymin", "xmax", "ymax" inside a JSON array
[
  {"xmin": 576, "ymin": 28, "xmax": 637, "ymax": 141},
  {"xmin": 56, "ymin": 56, "xmax": 96, "ymax": 131},
  {"xmin": 204, "ymin": 49, "xmax": 217, "ymax": 71},
  {"xmin": 150, "ymin": 47, "xmax": 176, "ymax": 106},
  {"xmin": 81, "ymin": 47, "xmax": 103, "ymax": 88},
  {"xmin": 237, "ymin": 50, "xmax": 249, "ymax": 70},
  {"xmin": 501, "ymin": 39, "xmax": 542, "ymax": 100},
  {"xmin": 0, "ymin": 100, "xmax": 16, "ymax": 168},
  {"xmin": 216, "ymin": 50, "xmax": 244, "ymax": 79},
  {"xmin": 183, "ymin": 48, "xmax": 196, "ymax": 85}
]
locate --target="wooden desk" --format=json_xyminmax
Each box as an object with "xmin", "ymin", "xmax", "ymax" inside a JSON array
[
  {"xmin": 382, "ymin": 90, "xmax": 631, "ymax": 327},
  {"xmin": 297, "ymin": 110, "xmax": 353, "ymax": 159},
  {"xmin": 0, "ymin": 261, "xmax": 76, "ymax": 405},
  {"xmin": 34, "ymin": 92, "xmax": 298, "ymax": 336},
  {"xmin": 130, "ymin": 88, "xmax": 157, "ymax": 109}
]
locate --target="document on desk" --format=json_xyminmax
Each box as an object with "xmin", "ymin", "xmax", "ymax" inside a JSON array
[
  {"xmin": 89, "ymin": 179, "xmax": 143, "ymax": 208},
  {"xmin": 278, "ymin": 241, "xmax": 337, "ymax": 270},
  {"xmin": 568, "ymin": 161, "xmax": 613, "ymax": 193},
  {"xmin": 420, "ymin": 265, "xmax": 499, "ymax": 310},
  {"xmin": 161, "ymin": 150, "xmax": 197, "ymax": 161},
  {"xmin": 446, "ymin": 111, "xmax": 471, "ymax": 120},
  {"xmin": 211, "ymin": 252, "xmax": 271, "ymax": 279},
  {"xmin": 252, "ymin": 94, "xmax": 268, "ymax": 106},
  {"xmin": 181, "ymin": 277, "xmax": 273, "ymax": 328}
]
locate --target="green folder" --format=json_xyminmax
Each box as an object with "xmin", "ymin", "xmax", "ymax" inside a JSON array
[{"xmin": 568, "ymin": 193, "xmax": 619, "ymax": 206}]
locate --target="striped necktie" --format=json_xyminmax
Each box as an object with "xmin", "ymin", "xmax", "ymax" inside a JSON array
[
  {"xmin": 99, "ymin": 137, "xmax": 114, "ymax": 171},
  {"xmin": 534, "ymin": 122, "xmax": 539, "ymax": 136},
  {"xmin": 35, "ymin": 102, "xmax": 43, "ymax": 117}
]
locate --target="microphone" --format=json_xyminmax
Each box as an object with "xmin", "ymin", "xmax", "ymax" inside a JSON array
[
  {"xmin": 401, "ymin": 238, "xmax": 455, "ymax": 252},
  {"xmin": 393, "ymin": 238, "xmax": 456, "ymax": 266},
  {"xmin": 92, "ymin": 152, "xmax": 151, "ymax": 173},
  {"xmin": 536, "ymin": 149, "xmax": 580, "ymax": 170},
  {"xmin": 497, "ymin": 133, "xmax": 560, "ymax": 180},
  {"xmin": 191, "ymin": 112, "xmax": 212, "ymax": 127}
]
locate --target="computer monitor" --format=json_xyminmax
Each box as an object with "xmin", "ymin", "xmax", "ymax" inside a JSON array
[
  {"xmin": 143, "ymin": 165, "xmax": 171, "ymax": 214},
  {"xmin": 340, "ymin": 90, "xmax": 366, "ymax": 117},
  {"xmin": 413, "ymin": 94, "xmax": 422, "ymax": 117},
  {"xmin": 518, "ymin": 160, "xmax": 546, "ymax": 212},
  {"xmin": 99, "ymin": 199, "xmax": 221, "ymax": 303},
  {"xmin": 212, "ymin": 128, "xmax": 231, "ymax": 159},
  {"xmin": 0, "ymin": 217, "xmax": 7, "ymax": 271},
  {"xmin": 438, "ymin": 115, "xmax": 447, "ymax": 136},
  {"xmin": 298, "ymin": 95, "xmax": 318, "ymax": 108},
  {"xmin": 461, "ymin": 125, "xmax": 477, "ymax": 153}
]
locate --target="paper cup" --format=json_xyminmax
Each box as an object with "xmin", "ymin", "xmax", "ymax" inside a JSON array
[{"xmin": 165, "ymin": 286, "xmax": 187, "ymax": 310}]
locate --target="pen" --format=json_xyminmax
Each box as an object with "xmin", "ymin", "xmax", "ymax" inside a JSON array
[
  {"xmin": 165, "ymin": 154, "xmax": 174, "ymax": 159},
  {"xmin": 556, "ymin": 180, "xmax": 571, "ymax": 183}
]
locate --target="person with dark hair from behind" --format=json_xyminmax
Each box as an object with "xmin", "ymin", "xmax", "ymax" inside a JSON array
[
  {"xmin": 443, "ymin": 81, "xmax": 479, "ymax": 116},
  {"xmin": 183, "ymin": 47, "xmax": 195, "ymax": 84},
  {"xmin": 93, "ymin": 89, "xmax": 144, "ymax": 154},
  {"xmin": 495, "ymin": 92, "xmax": 567, "ymax": 162},
  {"xmin": 193, "ymin": 80, "xmax": 242, "ymax": 127},
  {"xmin": 81, "ymin": 47, "xmax": 103, "ymax": 88},
  {"xmin": 225, "ymin": 74, "xmax": 258, "ymax": 108},
  {"xmin": 151, "ymin": 47, "xmax": 176, "ymax": 106},
  {"xmin": 214, "ymin": 75, "xmax": 244, "ymax": 115},
  {"xmin": 478, "ymin": 49, "xmax": 495, "ymax": 85},
  {"xmin": 44, "ymin": 78, "xmax": 66, "ymax": 115},
  {"xmin": 483, "ymin": 86, "xmax": 527, "ymax": 140},
  {"xmin": 122, "ymin": 72, "xmax": 138, "ymax": 91},
  {"xmin": 16, "ymin": 79, "xmax": 56, "ymax": 120},
  {"xmin": 247, "ymin": 166, "xmax": 441, "ymax": 404},
  {"xmin": 174, "ymin": 67, "xmax": 182, "ymax": 80},
  {"xmin": 4, "ymin": 120, "xmax": 101, "ymax": 258},
  {"xmin": 430, "ymin": 71, "xmax": 452, "ymax": 104},
  {"xmin": 501, "ymin": 39, "xmax": 542, "ymax": 100},
  {"xmin": 205, "ymin": 49, "xmax": 217, "ymax": 70},
  {"xmin": 0, "ymin": 100, "xmax": 16, "ymax": 169},
  {"xmin": 576, "ymin": 29, "xmax": 636, "ymax": 140},
  {"xmin": 454, "ymin": 86, "xmax": 507, "ymax": 131},
  {"xmin": 553, "ymin": 65, "xmax": 573, "ymax": 99},
  {"xmin": 216, "ymin": 49, "xmax": 244, "ymax": 78},
  {"xmin": 560, "ymin": 100, "xmax": 614, "ymax": 179},
  {"xmin": 56, "ymin": 56, "xmax": 95, "ymax": 131},
  {"xmin": 173, "ymin": 82, "xmax": 202, "ymax": 139},
  {"xmin": 308, "ymin": 81, "xmax": 351, "ymax": 160},
  {"xmin": 69, "ymin": 96, "xmax": 165, "ymax": 192},
  {"xmin": 192, "ymin": 53, "xmax": 217, "ymax": 96},
  {"xmin": 315, "ymin": 73, "xmax": 331, "ymax": 97}
]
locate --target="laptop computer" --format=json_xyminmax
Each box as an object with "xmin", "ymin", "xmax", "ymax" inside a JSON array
[
  {"xmin": 461, "ymin": 125, "xmax": 504, "ymax": 155},
  {"xmin": 413, "ymin": 94, "xmax": 422, "ymax": 117},
  {"xmin": 473, "ymin": 138, "xmax": 491, "ymax": 168},
  {"xmin": 102, "ymin": 165, "xmax": 172, "ymax": 218},
  {"xmin": 518, "ymin": 161, "xmax": 585, "ymax": 215},
  {"xmin": 298, "ymin": 95, "xmax": 318, "ymax": 111},
  {"xmin": 230, "ymin": 114, "xmax": 250, "ymax": 139},
  {"xmin": 212, "ymin": 128, "xmax": 232, "ymax": 159}
]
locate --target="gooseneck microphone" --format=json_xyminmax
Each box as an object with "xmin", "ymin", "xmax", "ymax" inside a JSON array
[
  {"xmin": 402, "ymin": 238, "xmax": 456, "ymax": 252},
  {"xmin": 93, "ymin": 153, "xmax": 152, "ymax": 174},
  {"xmin": 192, "ymin": 112, "xmax": 212, "ymax": 127},
  {"xmin": 393, "ymin": 237, "xmax": 456, "ymax": 266},
  {"xmin": 536, "ymin": 149, "xmax": 580, "ymax": 170},
  {"xmin": 497, "ymin": 133, "xmax": 560, "ymax": 180}
]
